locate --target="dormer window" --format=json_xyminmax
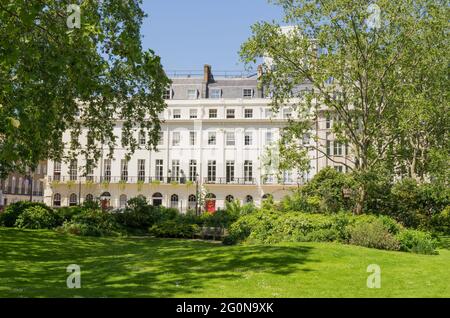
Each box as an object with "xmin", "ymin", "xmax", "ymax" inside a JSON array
[
  {"xmin": 243, "ymin": 88, "xmax": 253, "ymax": 99},
  {"xmin": 210, "ymin": 88, "xmax": 221, "ymax": 99},
  {"xmin": 187, "ymin": 89, "xmax": 198, "ymax": 100},
  {"xmin": 163, "ymin": 89, "xmax": 172, "ymax": 100}
]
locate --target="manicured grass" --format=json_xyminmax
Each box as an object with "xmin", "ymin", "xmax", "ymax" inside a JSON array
[{"xmin": 0, "ymin": 227, "xmax": 449, "ymax": 298}]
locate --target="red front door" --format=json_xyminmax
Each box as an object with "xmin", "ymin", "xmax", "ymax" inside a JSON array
[{"xmin": 205, "ymin": 199, "xmax": 216, "ymax": 213}]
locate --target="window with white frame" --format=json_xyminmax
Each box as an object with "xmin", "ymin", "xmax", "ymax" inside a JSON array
[
  {"xmin": 243, "ymin": 88, "xmax": 253, "ymax": 99},
  {"xmin": 170, "ymin": 194, "xmax": 179, "ymax": 208},
  {"xmin": 69, "ymin": 160, "xmax": 77, "ymax": 181},
  {"xmin": 189, "ymin": 131, "xmax": 196, "ymax": 146},
  {"xmin": 244, "ymin": 160, "xmax": 253, "ymax": 181},
  {"xmin": 208, "ymin": 132, "xmax": 216, "ymax": 145},
  {"xmin": 265, "ymin": 131, "xmax": 273, "ymax": 144},
  {"xmin": 226, "ymin": 161, "xmax": 235, "ymax": 183},
  {"xmin": 103, "ymin": 159, "xmax": 111, "ymax": 182},
  {"xmin": 207, "ymin": 160, "xmax": 216, "ymax": 182},
  {"xmin": 187, "ymin": 89, "xmax": 198, "ymax": 99},
  {"xmin": 171, "ymin": 160, "xmax": 180, "ymax": 181},
  {"xmin": 172, "ymin": 109, "xmax": 181, "ymax": 119},
  {"xmin": 138, "ymin": 159, "xmax": 146, "ymax": 181},
  {"xmin": 120, "ymin": 159, "xmax": 128, "ymax": 182},
  {"xmin": 265, "ymin": 108, "xmax": 273, "ymax": 118},
  {"xmin": 326, "ymin": 140, "xmax": 332, "ymax": 156},
  {"xmin": 163, "ymin": 89, "xmax": 171, "ymax": 100},
  {"xmin": 226, "ymin": 132, "xmax": 235, "ymax": 146},
  {"xmin": 334, "ymin": 165, "xmax": 343, "ymax": 173},
  {"xmin": 244, "ymin": 109, "xmax": 253, "ymax": 118},
  {"xmin": 334, "ymin": 141, "xmax": 343, "ymax": 156},
  {"xmin": 53, "ymin": 161, "xmax": 61, "ymax": 181},
  {"xmin": 226, "ymin": 109, "xmax": 235, "ymax": 119},
  {"xmin": 209, "ymin": 109, "xmax": 217, "ymax": 118},
  {"xmin": 210, "ymin": 88, "xmax": 221, "ymax": 99},
  {"xmin": 326, "ymin": 115, "xmax": 332, "ymax": 129},
  {"xmin": 155, "ymin": 159, "xmax": 163, "ymax": 181},
  {"xmin": 139, "ymin": 131, "xmax": 146, "ymax": 146},
  {"xmin": 189, "ymin": 160, "xmax": 197, "ymax": 181},
  {"xmin": 158, "ymin": 131, "xmax": 164, "ymax": 145},
  {"xmin": 244, "ymin": 132, "xmax": 253, "ymax": 146},
  {"xmin": 189, "ymin": 109, "xmax": 197, "ymax": 119},
  {"xmin": 172, "ymin": 132, "xmax": 180, "ymax": 146}
]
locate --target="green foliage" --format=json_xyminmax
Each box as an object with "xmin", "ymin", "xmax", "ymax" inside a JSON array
[
  {"xmin": 0, "ymin": 201, "xmax": 53, "ymax": 227},
  {"xmin": 58, "ymin": 209, "xmax": 121, "ymax": 237},
  {"xmin": 348, "ymin": 219, "xmax": 401, "ymax": 251},
  {"xmin": 301, "ymin": 167, "xmax": 357, "ymax": 213},
  {"xmin": 280, "ymin": 191, "xmax": 322, "ymax": 213},
  {"xmin": 148, "ymin": 221, "xmax": 199, "ymax": 239},
  {"xmin": 396, "ymin": 229, "xmax": 438, "ymax": 255},
  {"xmin": 14, "ymin": 206, "xmax": 59, "ymax": 229},
  {"xmin": 55, "ymin": 206, "xmax": 85, "ymax": 224},
  {"xmin": 430, "ymin": 206, "xmax": 450, "ymax": 234},
  {"xmin": 0, "ymin": 0, "xmax": 170, "ymax": 177}
]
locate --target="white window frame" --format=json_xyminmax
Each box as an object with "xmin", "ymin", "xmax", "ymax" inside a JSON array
[
  {"xmin": 172, "ymin": 132, "xmax": 180, "ymax": 146},
  {"xmin": 210, "ymin": 88, "xmax": 221, "ymax": 99},
  {"xmin": 209, "ymin": 109, "xmax": 217, "ymax": 119},
  {"xmin": 208, "ymin": 132, "xmax": 216, "ymax": 145},
  {"xmin": 243, "ymin": 88, "xmax": 253, "ymax": 99},
  {"xmin": 244, "ymin": 108, "xmax": 253, "ymax": 118},
  {"xmin": 244, "ymin": 132, "xmax": 253, "ymax": 146},
  {"xmin": 187, "ymin": 89, "xmax": 198, "ymax": 100},
  {"xmin": 226, "ymin": 132, "xmax": 235, "ymax": 146},
  {"xmin": 189, "ymin": 109, "xmax": 197, "ymax": 119}
]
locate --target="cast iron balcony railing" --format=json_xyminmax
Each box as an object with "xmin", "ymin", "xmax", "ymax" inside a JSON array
[
  {"xmin": 203, "ymin": 177, "xmax": 256, "ymax": 185},
  {"xmin": 48, "ymin": 176, "xmax": 197, "ymax": 185}
]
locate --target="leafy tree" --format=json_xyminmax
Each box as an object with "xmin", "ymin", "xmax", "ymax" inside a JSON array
[
  {"xmin": 240, "ymin": 0, "xmax": 448, "ymax": 213},
  {"xmin": 0, "ymin": 0, "xmax": 170, "ymax": 177}
]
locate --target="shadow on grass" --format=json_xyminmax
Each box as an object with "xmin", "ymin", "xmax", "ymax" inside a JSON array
[{"xmin": 0, "ymin": 228, "xmax": 315, "ymax": 297}]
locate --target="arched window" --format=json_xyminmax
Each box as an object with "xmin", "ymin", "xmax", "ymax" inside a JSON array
[
  {"xmin": 119, "ymin": 194, "xmax": 127, "ymax": 208},
  {"xmin": 245, "ymin": 195, "xmax": 253, "ymax": 203},
  {"xmin": 152, "ymin": 192, "xmax": 163, "ymax": 206},
  {"xmin": 69, "ymin": 193, "xmax": 77, "ymax": 206},
  {"xmin": 188, "ymin": 194, "xmax": 196, "ymax": 210},
  {"xmin": 53, "ymin": 193, "xmax": 61, "ymax": 207},
  {"xmin": 225, "ymin": 195, "xmax": 234, "ymax": 202},
  {"xmin": 170, "ymin": 194, "xmax": 179, "ymax": 209},
  {"xmin": 85, "ymin": 194, "xmax": 94, "ymax": 202}
]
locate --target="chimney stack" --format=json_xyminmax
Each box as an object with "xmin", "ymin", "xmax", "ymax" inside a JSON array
[{"xmin": 204, "ymin": 64, "xmax": 212, "ymax": 82}]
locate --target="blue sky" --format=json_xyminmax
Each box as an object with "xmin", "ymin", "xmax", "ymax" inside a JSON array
[{"xmin": 141, "ymin": 0, "xmax": 284, "ymax": 71}]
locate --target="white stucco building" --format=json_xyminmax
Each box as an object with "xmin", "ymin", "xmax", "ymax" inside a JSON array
[{"xmin": 42, "ymin": 65, "xmax": 351, "ymax": 212}]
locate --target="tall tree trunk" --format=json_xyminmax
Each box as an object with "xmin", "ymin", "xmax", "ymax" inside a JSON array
[{"xmin": 354, "ymin": 184, "xmax": 366, "ymax": 215}]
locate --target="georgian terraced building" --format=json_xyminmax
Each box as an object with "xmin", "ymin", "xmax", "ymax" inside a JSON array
[{"xmin": 42, "ymin": 65, "xmax": 352, "ymax": 211}]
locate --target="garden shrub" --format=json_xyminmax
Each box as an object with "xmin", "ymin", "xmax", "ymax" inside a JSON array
[
  {"xmin": 148, "ymin": 220, "xmax": 199, "ymax": 238},
  {"xmin": 301, "ymin": 167, "xmax": 357, "ymax": 213},
  {"xmin": 55, "ymin": 206, "xmax": 84, "ymax": 224},
  {"xmin": 58, "ymin": 209, "xmax": 122, "ymax": 236},
  {"xmin": 348, "ymin": 219, "xmax": 401, "ymax": 251},
  {"xmin": 14, "ymin": 206, "xmax": 59, "ymax": 229},
  {"xmin": 0, "ymin": 201, "xmax": 54, "ymax": 227},
  {"xmin": 396, "ymin": 229, "xmax": 438, "ymax": 255},
  {"xmin": 280, "ymin": 192, "xmax": 322, "ymax": 213},
  {"xmin": 430, "ymin": 206, "xmax": 450, "ymax": 234}
]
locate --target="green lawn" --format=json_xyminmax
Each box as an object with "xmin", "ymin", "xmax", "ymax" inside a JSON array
[{"xmin": 0, "ymin": 227, "xmax": 449, "ymax": 298}]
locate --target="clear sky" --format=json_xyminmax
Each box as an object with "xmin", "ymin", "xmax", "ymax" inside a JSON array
[{"xmin": 140, "ymin": 0, "xmax": 284, "ymax": 72}]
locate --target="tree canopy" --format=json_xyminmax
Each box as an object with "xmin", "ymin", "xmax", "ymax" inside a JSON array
[
  {"xmin": 241, "ymin": 0, "xmax": 449, "ymax": 213},
  {"xmin": 0, "ymin": 0, "xmax": 170, "ymax": 177}
]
